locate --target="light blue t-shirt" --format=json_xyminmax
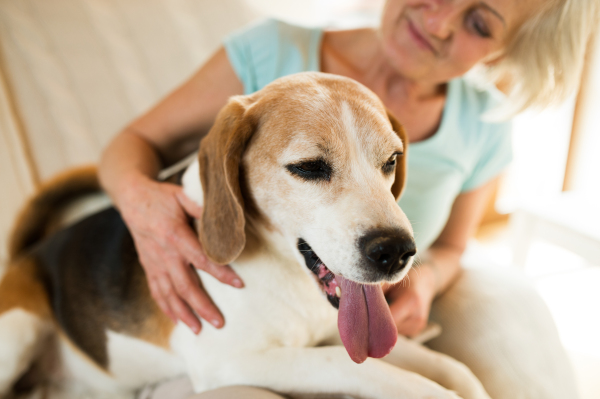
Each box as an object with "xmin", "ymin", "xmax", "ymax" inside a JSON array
[{"xmin": 224, "ymin": 19, "xmax": 512, "ymax": 250}]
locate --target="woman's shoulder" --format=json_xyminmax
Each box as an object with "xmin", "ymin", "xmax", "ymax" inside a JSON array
[
  {"xmin": 441, "ymin": 74, "xmax": 513, "ymax": 191},
  {"xmin": 224, "ymin": 18, "xmax": 323, "ymax": 94},
  {"xmin": 445, "ymin": 73, "xmax": 512, "ymax": 145},
  {"xmin": 227, "ymin": 18, "xmax": 318, "ymax": 45},
  {"xmin": 453, "ymin": 72, "xmax": 506, "ymax": 121}
]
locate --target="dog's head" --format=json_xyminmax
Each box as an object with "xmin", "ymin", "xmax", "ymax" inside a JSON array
[{"xmin": 198, "ymin": 72, "xmax": 415, "ymax": 363}]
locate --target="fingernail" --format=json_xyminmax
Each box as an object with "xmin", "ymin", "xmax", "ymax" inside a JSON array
[
  {"xmin": 211, "ymin": 319, "xmax": 221, "ymax": 328},
  {"xmin": 232, "ymin": 279, "xmax": 243, "ymax": 288},
  {"xmin": 192, "ymin": 325, "xmax": 200, "ymax": 334}
]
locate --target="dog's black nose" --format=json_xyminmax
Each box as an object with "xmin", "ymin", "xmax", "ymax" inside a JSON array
[{"xmin": 361, "ymin": 230, "xmax": 416, "ymax": 276}]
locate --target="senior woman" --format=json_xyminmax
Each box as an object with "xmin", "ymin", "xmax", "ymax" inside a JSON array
[{"xmin": 100, "ymin": 0, "xmax": 597, "ymax": 398}]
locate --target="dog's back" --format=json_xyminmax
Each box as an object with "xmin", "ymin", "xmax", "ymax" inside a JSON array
[{"xmin": 8, "ymin": 166, "xmax": 100, "ymax": 261}]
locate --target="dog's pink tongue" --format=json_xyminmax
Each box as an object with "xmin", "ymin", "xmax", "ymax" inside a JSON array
[{"xmin": 337, "ymin": 275, "xmax": 397, "ymax": 364}]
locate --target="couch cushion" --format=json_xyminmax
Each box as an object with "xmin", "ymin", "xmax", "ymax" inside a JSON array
[
  {"xmin": 0, "ymin": 0, "xmax": 258, "ymax": 179},
  {"xmin": 0, "ymin": 0, "xmax": 258, "ymax": 261}
]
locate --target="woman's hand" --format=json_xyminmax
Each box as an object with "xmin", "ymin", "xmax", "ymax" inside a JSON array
[
  {"xmin": 384, "ymin": 265, "xmax": 437, "ymax": 337},
  {"xmin": 117, "ymin": 174, "xmax": 244, "ymax": 334}
]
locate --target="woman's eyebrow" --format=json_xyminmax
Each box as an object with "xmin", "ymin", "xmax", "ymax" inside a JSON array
[{"xmin": 479, "ymin": 2, "xmax": 506, "ymax": 26}]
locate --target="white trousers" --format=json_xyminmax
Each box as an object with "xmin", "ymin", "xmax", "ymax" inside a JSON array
[{"xmin": 141, "ymin": 268, "xmax": 579, "ymax": 399}]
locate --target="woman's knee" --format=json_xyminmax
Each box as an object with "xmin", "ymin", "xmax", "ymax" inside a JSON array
[
  {"xmin": 190, "ymin": 386, "xmax": 286, "ymax": 399},
  {"xmin": 138, "ymin": 377, "xmax": 287, "ymax": 399},
  {"xmin": 426, "ymin": 268, "xmax": 579, "ymax": 399}
]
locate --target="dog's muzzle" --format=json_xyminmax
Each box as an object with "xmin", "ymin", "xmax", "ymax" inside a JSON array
[
  {"xmin": 296, "ymin": 237, "xmax": 403, "ymax": 364},
  {"xmin": 358, "ymin": 229, "xmax": 416, "ymax": 281}
]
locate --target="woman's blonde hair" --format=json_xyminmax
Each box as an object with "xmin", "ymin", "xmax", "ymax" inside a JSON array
[{"xmin": 489, "ymin": 0, "xmax": 599, "ymax": 115}]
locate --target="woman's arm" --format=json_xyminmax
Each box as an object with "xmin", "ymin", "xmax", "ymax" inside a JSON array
[
  {"xmin": 99, "ymin": 47, "xmax": 245, "ymax": 334},
  {"xmin": 100, "ymin": 47, "xmax": 243, "ymax": 186},
  {"xmin": 386, "ymin": 178, "xmax": 497, "ymax": 337}
]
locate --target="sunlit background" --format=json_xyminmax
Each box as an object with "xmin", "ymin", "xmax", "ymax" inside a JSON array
[{"xmin": 0, "ymin": 0, "xmax": 598, "ymax": 397}]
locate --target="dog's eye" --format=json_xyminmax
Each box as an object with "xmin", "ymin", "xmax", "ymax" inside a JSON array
[
  {"xmin": 382, "ymin": 153, "xmax": 401, "ymax": 175},
  {"xmin": 286, "ymin": 160, "xmax": 332, "ymax": 182}
]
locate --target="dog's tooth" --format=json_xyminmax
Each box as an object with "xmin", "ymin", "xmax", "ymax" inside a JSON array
[{"xmin": 335, "ymin": 286, "xmax": 341, "ymax": 298}]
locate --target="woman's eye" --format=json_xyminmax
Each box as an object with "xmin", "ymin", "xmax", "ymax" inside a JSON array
[
  {"xmin": 286, "ymin": 160, "xmax": 332, "ymax": 181},
  {"xmin": 466, "ymin": 10, "xmax": 491, "ymax": 38}
]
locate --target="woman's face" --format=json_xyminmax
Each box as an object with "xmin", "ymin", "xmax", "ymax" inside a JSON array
[{"xmin": 380, "ymin": 0, "xmax": 537, "ymax": 83}]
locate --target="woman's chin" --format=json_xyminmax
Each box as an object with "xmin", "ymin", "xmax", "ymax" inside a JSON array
[
  {"xmin": 384, "ymin": 48, "xmax": 434, "ymax": 80},
  {"xmin": 381, "ymin": 35, "xmax": 435, "ymax": 80}
]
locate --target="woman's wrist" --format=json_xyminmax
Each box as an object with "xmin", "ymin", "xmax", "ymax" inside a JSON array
[
  {"xmin": 419, "ymin": 260, "xmax": 442, "ymax": 296},
  {"xmin": 111, "ymin": 171, "xmax": 157, "ymax": 212},
  {"xmin": 406, "ymin": 262, "xmax": 438, "ymax": 302},
  {"xmin": 416, "ymin": 250, "xmax": 464, "ymax": 298},
  {"xmin": 99, "ymin": 128, "xmax": 163, "ymax": 209}
]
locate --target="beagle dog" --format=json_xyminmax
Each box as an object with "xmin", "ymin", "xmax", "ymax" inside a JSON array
[{"xmin": 0, "ymin": 72, "xmax": 490, "ymax": 399}]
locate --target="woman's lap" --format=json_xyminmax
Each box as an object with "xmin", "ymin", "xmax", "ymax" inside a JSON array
[
  {"xmin": 426, "ymin": 267, "xmax": 580, "ymax": 399},
  {"xmin": 138, "ymin": 378, "xmax": 286, "ymax": 399},
  {"xmin": 142, "ymin": 268, "xmax": 579, "ymax": 399}
]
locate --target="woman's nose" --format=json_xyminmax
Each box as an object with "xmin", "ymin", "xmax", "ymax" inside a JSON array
[{"xmin": 422, "ymin": 1, "xmax": 457, "ymax": 40}]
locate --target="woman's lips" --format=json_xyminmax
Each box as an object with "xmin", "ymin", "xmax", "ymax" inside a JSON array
[{"xmin": 407, "ymin": 19, "xmax": 437, "ymax": 55}]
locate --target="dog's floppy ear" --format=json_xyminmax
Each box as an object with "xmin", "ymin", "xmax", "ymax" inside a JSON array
[
  {"xmin": 198, "ymin": 96, "xmax": 257, "ymax": 264},
  {"xmin": 387, "ymin": 110, "xmax": 409, "ymax": 200}
]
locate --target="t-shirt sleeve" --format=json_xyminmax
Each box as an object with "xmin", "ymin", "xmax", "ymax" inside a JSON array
[
  {"xmin": 223, "ymin": 19, "xmax": 280, "ymax": 95},
  {"xmin": 223, "ymin": 19, "xmax": 321, "ymax": 95},
  {"xmin": 461, "ymin": 120, "xmax": 513, "ymax": 192}
]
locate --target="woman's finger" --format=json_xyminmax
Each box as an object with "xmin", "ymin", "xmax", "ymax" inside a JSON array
[
  {"xmin": 137, "ymin": 246, "xmax": 179, "ymax": 322},
  {"xmin": 148, "ymin": 277, "xmax": 177, "ymax": 323},
  {"xmin": 167, "ymin": 293, "xmax": 203, "ymax": 335},
  {"xmin": 389, "ymin": 297, "xmax": 412, "ymax": 325},
  {"xmin": 168, "ymin": 260, "xmax": 225, "ymax": 328},
  {"xmin": 171, "ymin": 224, "xmax": 244, "ymax": 288},
  {"xmin": 397, "ymin": 316, "xmax": 426, "ymax": 338},
  {"xmin": 176, "ymin": 189, "xmax": 203, "ymax": 219},
  {"xmin": 157, "ymin": 271, "xmax": 203, "ymax": 334}
]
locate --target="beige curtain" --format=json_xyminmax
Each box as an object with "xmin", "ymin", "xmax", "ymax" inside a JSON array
[
  {"xmin": 0, "ymin": 62, "xmax": 37, "ymax": 263},
  {"xmin": 0, "ymin": 0, "xmax": 259, "ymax": 263}
]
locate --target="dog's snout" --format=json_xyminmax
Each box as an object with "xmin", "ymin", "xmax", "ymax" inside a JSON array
[{"xmin": 361, "ymin": 230, "xmax": 416, "ymax": 276}]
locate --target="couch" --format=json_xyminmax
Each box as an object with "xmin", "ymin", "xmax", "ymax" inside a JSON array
[{"xmin": 0, "ymin": 0, "xmax": 259, "ymax": 263}]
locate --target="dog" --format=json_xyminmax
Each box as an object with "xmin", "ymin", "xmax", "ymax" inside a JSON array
[{"xmin": 0, "ymin": 72, "xmax": 490, "ymax": 399}]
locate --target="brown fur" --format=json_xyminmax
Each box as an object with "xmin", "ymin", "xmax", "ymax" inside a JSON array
[
  {"xmin": 0, "ymin": 257, "xmax": 50, "ymax": 319},
  {"xmin": 134, "ymin": 296, "xmax": 175, "ymax": 349},
  {"xmin": 198, "ymin": 96, "xmax": 260, "ymax": 265},
  {"xmin": 8, "ymin": 165, "xmax": 100, "ymax": 261}
]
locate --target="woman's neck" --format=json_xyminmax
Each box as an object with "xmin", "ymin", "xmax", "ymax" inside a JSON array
[
  {"xmin": 321, "ymin": 28, "xmax": 447, "ymax": 143},
  {"xmin": 322, "ymin": 29, "xmax": 444, "ymax": 101}
]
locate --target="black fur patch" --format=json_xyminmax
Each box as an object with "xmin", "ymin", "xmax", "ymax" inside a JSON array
[{"xmin": 31, "ymin": 207, "xmax": 152, "ymax": 369}]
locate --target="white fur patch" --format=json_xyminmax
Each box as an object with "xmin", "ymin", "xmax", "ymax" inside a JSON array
[
  {"xmin": 106, "ymin": 330, "xmax": 185, "ymax": 390},
  {"xmin": 181, "ymin": 159, "xmax": 204, "ymax": 207},
  {"xmin": 53, "ymin": 330, "xmax": 184, "ymax": 397},
  {"xmin": 0, "ymin": 309, "xmax": 49, "ymax": 395}
]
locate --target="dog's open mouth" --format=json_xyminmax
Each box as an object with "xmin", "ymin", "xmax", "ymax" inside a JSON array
[
  {"xmin": 297, "ymin": 238, "xmax": 398, "ymax": 364},
  {"xmin": 297, "ymin": 239, "xmax": 340, "ymax": 309}
]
